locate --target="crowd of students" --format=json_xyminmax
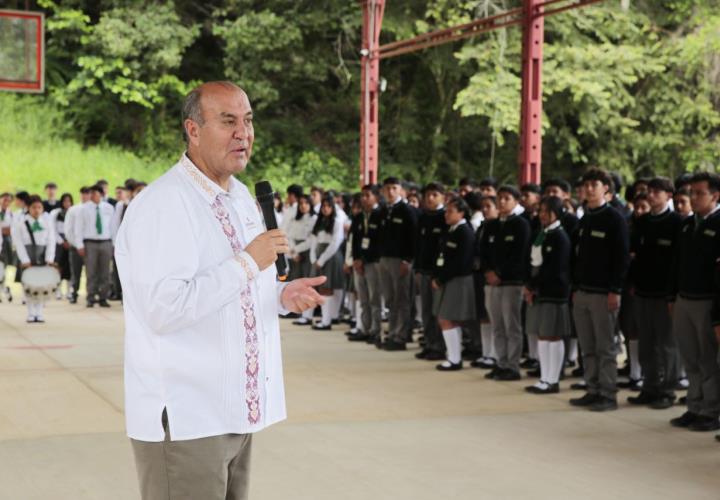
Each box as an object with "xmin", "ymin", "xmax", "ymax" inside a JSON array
[
  {"xmin": 276, "ymin": 168, "xmax": 720, "ymax": 442},
  {"xmin": 0, "ymin": 179, "xmax": 146, "ymax": 322},
  {"xmin": 3, "ymin": 167, "xmax": 720, "ymax": 443}
]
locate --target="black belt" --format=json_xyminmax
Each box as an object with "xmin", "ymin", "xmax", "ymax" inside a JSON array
[{"xmin": 84, "ymin": 239, "xmax": 111, "ymax": 243}]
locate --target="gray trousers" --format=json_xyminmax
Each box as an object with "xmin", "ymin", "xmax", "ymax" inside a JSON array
[
  {"xmin": 131, "ymin": 411, "xmax": 252, "ymax": 500},
  {"xmin": 84, "ymin": 240, "xmax": 113, "ymax": 302},
  {"xmin": 379, "ymin": 257, "xmax": 412, "ymax": 343},
  {"xmin": 635, "ymin": 296, "xmax": 678, "ymax": 397},
  {"xmin": 354, "ymin": 262, "xmax": 382, "ymax": 337},
  {"xmin": 672, "ymin": 297, "xmax": 720, "ymax": 418},
  {"xmin": 487, "ymin": 285, "xmax": 523, "ymax": 372},
  {"xmin": 418, "ymin": 273, "xmax": 443, "ymax": 352},
  {"xmin": 573, "ymin": 291, "xmax": 619, "ymax": 399}
]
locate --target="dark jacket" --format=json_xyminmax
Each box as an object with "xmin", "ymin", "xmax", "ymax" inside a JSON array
[
  {"xmin": 480, "ymin": 214, "xmax": 531, "ymax": 285},
  {"xmin": 350, "ymin": 207, "xmax": 383, "ymax": 264},
  {"xmin": 572, "ymin": 204, "xmax": 630, "ymax": 294},
  {"xmin": 379, "ymin": 200, "xmax": 418, "ymax": 261},
  {"xmin": 527, "ymin": 225, "xmax": 571, "ymax": 303},
  {"xmin": 436, "ymin": 221, "xmax": 475, "ymax": 284},
  {"xmin": 673, "ymin": 209, "xmax": 720, "ymax": 302},
  {"xmin": 415, "ymin": 207, "xmax": 447, "ymax": 274}
]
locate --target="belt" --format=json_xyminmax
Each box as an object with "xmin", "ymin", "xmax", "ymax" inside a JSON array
[{"xmin": 83, "ymin": 239, "xmax": 111, "ymax": 243}]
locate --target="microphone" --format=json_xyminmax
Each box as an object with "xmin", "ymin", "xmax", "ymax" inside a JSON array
[{"xmin": 255, "ymin": 180, "xmax": 288, "ymax": 281}]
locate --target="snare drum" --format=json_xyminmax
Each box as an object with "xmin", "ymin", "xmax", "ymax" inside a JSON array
[{"xmin": 21, "ymin": 266, "xmax": 61, "ymax": 299}]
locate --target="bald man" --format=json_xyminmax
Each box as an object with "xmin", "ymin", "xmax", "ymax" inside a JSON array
[{"xmin": 116, "ymin": 81, "xmax": 327, "ymax": 500}]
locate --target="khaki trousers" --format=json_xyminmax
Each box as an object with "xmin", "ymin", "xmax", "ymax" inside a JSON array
[{"xmin": 131, "ymin": 411, "xmax": 253, "ymax": 500}]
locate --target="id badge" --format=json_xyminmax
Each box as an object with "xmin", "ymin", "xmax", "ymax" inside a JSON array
[
  {"xmin": 436, "ymin": 254, "xmax": 445, "ymax": 267},
  {"xmin": 361, "ymin": 237, "xmax": 370, "ymax": 250}
]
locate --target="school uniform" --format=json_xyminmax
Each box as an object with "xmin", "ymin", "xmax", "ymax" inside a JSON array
[
  {"xmin": 571, "ymin": 203, "xmax": 630, "ymax": 401},
  {"xmin": 379, "ymin": 199, "xmax": 418, "ymax": 347},
  {"xmin": 631, "ymin": 207, "xmax": 683, "ymax": 401},
  {"xmin": 671, "ymin": 207, "xmax": 720, "ymax": 419},
  {"xmin": 521, "ymin": 211, "xmax": 542, "ymax": 365},
  {"xmin": 286, "ymin": 213, "xmax": 317, "ymax": 281},
  {"xmin": 525, "ymin": 221, "xmax": 571, "ymax": 390},
  {"xmin": 415, "ymin": 206, "xmax": 447, "ymax": 355},
  {"xmin": 480, "ymin": 213, "xmax": 531, "ymax": 374},
  {"xmin": 77, "ymin": 200, "xmax": 115, "ymax": 305},
  {"xmin": 0, "ymin": 208, "xmax": 13, "ymax": 298},
  {"xmin": 11, "ymin": 213, "xmax": 56, "ymax": 321},
  {"xmin": 310, "ymin": 215, "xmax": 345, "ymax": 328},
  {"xmin": 43, "ymin": 198, "xmax": 60, "ymax": 213},
  {"xmin": 350, "ymin": 206, "xmax": 383, "ymax": 340},
  {"xmin": 63, "ymin": 203, "xmax": 84, "ymax": 302},
  {"xmin": 49, "ymin": 208, "xmax": 72, "ymax": 284},
  {"xmin": 471, "ymin": 220, "xmax": 496, "ymax": 366}
]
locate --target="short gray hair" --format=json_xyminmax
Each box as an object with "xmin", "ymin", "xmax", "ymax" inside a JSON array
[{"xmin": 181, "ymin": 81, "xmax": 244, "ymax": 144}]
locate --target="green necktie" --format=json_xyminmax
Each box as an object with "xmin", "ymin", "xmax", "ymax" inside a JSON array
[
  {"xmin": 96, "ymin": 205, "xmax": 103, "ymax": 235},
  {"xmin": 31, "ymin": 220, "xmax": 42, "ymax": 232}
]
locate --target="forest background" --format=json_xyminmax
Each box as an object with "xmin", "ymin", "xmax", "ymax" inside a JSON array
[{"xmin": 1, "ymin": 0, "xmax": 719, "ymax": 195}]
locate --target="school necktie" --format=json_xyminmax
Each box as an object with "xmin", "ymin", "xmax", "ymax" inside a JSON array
[
  {"xmin": 533, "ymin": 230, "xmax": 546, "ymax": 247},
  {"xmin": 31, "ymin": 220, "xmax": 42, "ymax": 232},
  {"xmin": 96, "ymin": 205, "xmax": 103, "ymax": 235}
]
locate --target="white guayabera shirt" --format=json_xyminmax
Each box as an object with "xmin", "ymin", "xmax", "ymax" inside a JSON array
[{"xmin": 115, "ymin": 154, "xmax": 288, "ymax": 442}]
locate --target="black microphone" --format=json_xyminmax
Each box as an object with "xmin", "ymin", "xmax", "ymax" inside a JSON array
[{"xmin": 255, "ymin": 180, "xmax": 288, "ymax": 281}]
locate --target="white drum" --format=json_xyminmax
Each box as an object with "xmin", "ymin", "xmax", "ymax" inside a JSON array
[{"xmin": 21, "ymin": 266, "xmax": 60, "ymax": 299}]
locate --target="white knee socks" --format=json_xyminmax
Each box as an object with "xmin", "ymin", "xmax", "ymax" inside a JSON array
[
  {"xmin": 321, "ymin": 298, "xmax": 334, "ymax": 326},
  {"xmin": 538, "ymin": 340, "xmax": 549, "ymax": 382},
  {"xmin": 442, "ymin": 327, "xmax": 462, "ymax": 364},
  {"xmin": 547, "ymin": 340, "xmax": 565, "ymax": 384}
]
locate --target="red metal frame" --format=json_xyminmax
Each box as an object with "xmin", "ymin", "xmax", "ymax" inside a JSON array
[
  {"xmin": 360, "ymin": 0, "xmax": 606, "ymax": 185},
  {"xmin": 0, "ymin": 9, "xmax": 45, "ymax": 93}
]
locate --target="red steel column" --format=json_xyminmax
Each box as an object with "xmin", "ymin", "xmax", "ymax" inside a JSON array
[
  {"xmin": 360, "ymin": 0, "xmax": 384, "ymax": 186},
  {"xmin": 518, "ymin": 0, "xmax": 544, "ymax": 185}
]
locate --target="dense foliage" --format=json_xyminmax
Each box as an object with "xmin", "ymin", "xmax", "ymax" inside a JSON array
[{"xmin": 4, "ymin": 0, "xmax": 720, "ymax": 189}]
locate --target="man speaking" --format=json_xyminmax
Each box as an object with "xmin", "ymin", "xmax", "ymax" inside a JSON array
[{"xmin": 115, "ymin": 81, "xmax": 326, "ymax": 500}]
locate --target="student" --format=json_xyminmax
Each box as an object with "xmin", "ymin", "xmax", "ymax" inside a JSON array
[
  {"xmin": 478, "ymin": 178, "xmax": 498, "ymax": 198},
  {"xmin": 627, "ymin": 177, "xmax": 683, "ymax": 409},
  {"xmin": 310, "ymin": 186, "xmax": 324, "ymax": 215},
  {"xmin": 669, "ymin": 172, "xmax": 720, "ymax": 432},
  {"xmin": 96, "ymin": 179, "xmax": 117, "ymax": 207},
  {"xmin": 288, "ymin": 195, "xmax": 318, "ymax": 326},
  {"xmin": 11, "ymin": 195, "xmax": 56, "ymax": 322},
  {"xmin": 433, "ymin": 197, "xmax": 476, "ymax": 371},
  {"xmin": 378, "ymin": 177, "xmax": 418, "ymax": 351},
  {"xmin": 524, "ymin": 197, "xmax": 572, "ymax": 394},
  {"xmin": 519, "ymin": 183, "xmax": 542, "ymax": 371},
  {"xmin": 43, "ymin": 182, "xmax": 60, "ymax": 213},
  {"xmin": 349, "ymin": 185, "xmax": 384, "ymax": 343},
  {"xmin": 480, "ymin": 186, "xmax": 531, "ymax": 381},
  {"xmin": 471, "ymin": 195, "xmax": 499, "ymax": 369},
  {"xmin": 0, "ymin": 193, "xmax": 14, "ymax": 302},
  {"xmin": 63, "ymin": 187, "xmax": 91, "ymax": 304},
  {"xmin": 674, "ymin": 187, "xmax": 693, "ymax": 219},
  {"xmin": 77, "ymin": 185, "xmax": 115, "ymax": 308},
  {"xmin": 282, "ymin": 184, "xmax": 303, "ymax": 229},
  {"xmin": 465, "ymin": 191, "xmax": 484, "ymax": 230},
  {"xmin": 459, "ymin": 178, "xmax": 477, "ymax": 197},
  {"xmin": 309, "ymin": 196, "xmax": 346, "ymax": 330},
  {"xmin": 414, "ymin": 183, "xmax": 447, "ymax": 360},
  {"xmin": 49, "ymin": 193, "xmax": 74, "ymax": 300},
  {"xmin": 569, "ymin": 167, "xmax": 630, "ymax": 412}
]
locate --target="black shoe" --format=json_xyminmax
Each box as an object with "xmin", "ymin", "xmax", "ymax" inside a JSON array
[
  {"xmin": 678, "ymin": 396, "xmax": 687, "ymax": 405},
  {"xmin": 422, "ymin": 350, "xmax": 446, "ymax": 361},
  {"xmin": 564, "ymin": 359, "xmax": 577, "ymax": 369},
  {"xmin": 495, "ymin": 369, "xmax": 521, "ymax": 381},
  {"xmin": 689, "ymin": 416, "xmax": 720, "ymax": 432},
  {"xmin": 484, "ymin": 368, "xmax": 501, "ymax": 380},
  {"xmin": 311, "ymin": 323, "xmax": 332, "ymax": 331},
  {"xmin": 649, "ymin": 395, "xmax": 676, "ymax": 410},
  {"xmin": 569, "ymin": 393, "xmax": 601, "ymax": 407},
  {"xmin": 331, "ymin": 319, "xmax": 340, "ymax": 325},
  {"xmin": 627, "ymin": 391, "xmax": 657, "ymax": 406},
  {"xmin": 471, "ymin": 358, "xmax": 497, "ymax": 369},
  {"xmin": 526, "ymin": 368, "xmax": 541, "ymax": 378},
  {"xmin": 348, "ymin": 333, "xmax": 370, "ymax": 342},
  {"xmin": 520, "ymin": 358, "xmax": 539, "ymax": 370},
  {"xmin": 525, "ymin": 382, "xmax": 560, "ymax": 394},
  {"xmin": 69, "ymin": 296, "xmax": 77, "ymax": 304},
  {"xmin": 617, "ymin": 378, "xmax": 642, "ymax": 390},
  {"xmin": 570, "ymin": 381, "xmax": 587, "ymax": 391},
  {"xmin": 670, "ymin": 411, "xmax": 700, "ymax": 428},
  {"xmin": 98, "ymin": 300, "xmax": 111, "ymax": 308},
  {"xmin": 589, "ymin": 397, "xmax": 618, "ymax": 412},
  {"xmin": 86, "ymin": 302, "xmax": 95, "ymax": 308},
  {"xmin": 436, "ymin": 361, "xmax": 463, "ymax": 371},
  {"xmin": 383, "ymin": 340, "xmax": 407, "ymax": 351},
  {"xmin": 571, "ymin": 367, "xmax": 584, "ymax": 377},
  {"xmin": 292, "ymin": 318, "xmax": 311, "ymax": 326},
  {"xmin": 373, "ymin": 337, "xmax": 384, "ymax": 349},
  {"xmin": 415, "ymin": 349, "xmax": 429, "ymax": 359}
]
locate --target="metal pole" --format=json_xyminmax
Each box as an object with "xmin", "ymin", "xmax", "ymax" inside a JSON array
[{"xmin": 359, "ymin": 0, "xmax": 384, "ymax": 186}]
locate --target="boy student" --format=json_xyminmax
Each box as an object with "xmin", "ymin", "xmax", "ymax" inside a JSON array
[
  {"xmin": 348, "ymin": 185, "xmax": 384, "ymax": 344},
  {"xmin": 77, "ymin": 184, "xmax": 115, "ymax": 308},
  {"xmin": 43, "ymin": 182, "xmax": 60, "ymax": 213},
  {"xmin": 670, "ymin": 172, "xmax": 720, "ymax": 433},
  {"xmin": 628, "ymin": 177, "xmax": 683, "ymax": 409},
  {"xmin": 414, "ymin": 183, "xmax": 447, "ymax": 360},
  {"xmin": 569, "ymin": 167, "xmax": 630, "ymax": 412},
  {"xmin": 11, "ymin": 195, "xmax": 56, "ymax": 323},
  {"xmin": 63, "ymin": 186, "xmax": 91, "ymax": 304},
  {"xmin": 480, "ymin": 186, "xmax": 531, "ymax": 380},
  {"xmin": 378, "ymin": 177, "xmax": 418, "ymax": 351}
]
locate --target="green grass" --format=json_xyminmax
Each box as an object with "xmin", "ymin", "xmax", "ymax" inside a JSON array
[{"xmin": 0, "ymin": 93, "xmax": 168, "ymax": 197}]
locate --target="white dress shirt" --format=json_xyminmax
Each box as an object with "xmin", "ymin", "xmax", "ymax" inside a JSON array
[
  {"xmin": 76, "ymin": 201, "xmax": 115, "ymax": 248},
  {"xmin": 115, "ymin": 154, "xmax": 288, "ymax": 442},
  {"xmin": 11, "ymin": 213, "xmax": 56, "ymax": 264},
  {"xmin": 286, "ymin": 213, "xmax": 317, "ymax": 256},
  {"xmin": 110, "ymin": 201, "xmax": 128, "ymax": 244},
  {"xmin": 49, "ymin": 208, "xmax": 67, "ymax": 244},
  {"xmin": 309, "ymin": 216, "xmax": 345, "ymax": 267},
  {"xmin": 63, "ymin": 204, "xmax": 83, "ymax": 248}
]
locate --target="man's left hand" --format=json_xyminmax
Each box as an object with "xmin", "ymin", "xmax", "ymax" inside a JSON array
[{"xmin": 281, "ymin": 276, "xmax": 327, "ymax": 313}]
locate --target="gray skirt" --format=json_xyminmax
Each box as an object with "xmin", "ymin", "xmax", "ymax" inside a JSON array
[
  {"xmin": 528, "ymin": 301, "xmax": 571, "ymax": 338},
  {"xmin": 288, "ymin": 250, "xmax": 312, "ymax": 281},
  {"xmin": 310, "ymin": 243, "xmax": 345, "ymax": 290},
  {"xmin": 433, "ymin": 274, "xmax": 477, "ymax": 322}
]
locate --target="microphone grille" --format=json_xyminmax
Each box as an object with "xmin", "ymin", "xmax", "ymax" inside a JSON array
[{"xmin": 255, "ymin": 181, "xmax": 273, "ymax": 197}]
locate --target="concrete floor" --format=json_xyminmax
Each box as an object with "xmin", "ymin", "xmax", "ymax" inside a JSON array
[{"xmin": 0, "ymin": 286, "xmax": 719, "ymax": 500}]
